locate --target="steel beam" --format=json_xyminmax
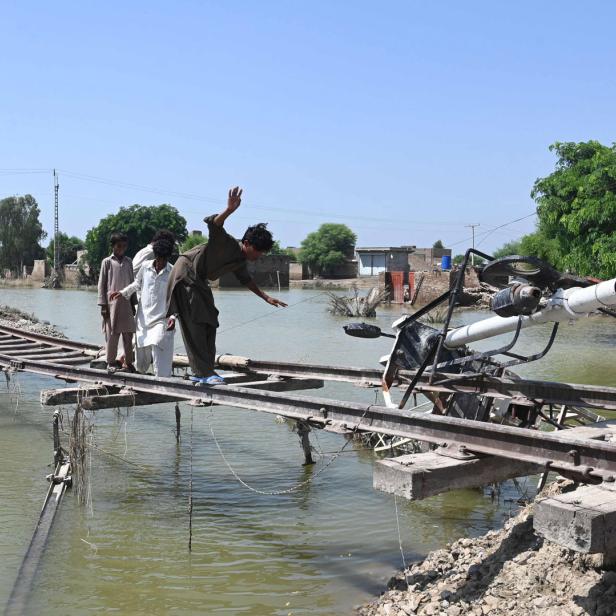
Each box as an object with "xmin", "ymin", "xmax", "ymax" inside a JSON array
[
  {"xmin": 4, "ymin": 326, "xmax": 616, "ymax": 410},
  {"xmin": 3, "ymin": 353, "xmax": 616, "ymax": 481}
]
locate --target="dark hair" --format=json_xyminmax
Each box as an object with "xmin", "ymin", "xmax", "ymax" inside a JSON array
[
  {"xmin": 242, "ymin": 223, "xmax": 274, "ymax": 252},
  {"xmin": 152, "ymin": 238, "xmax": 174, "ymax": 259},
  {"xmin": 152, "ymin": 229, "xmax": 176, "ymax": 244},
  {"xmin": 110, "ymin": 232, "xmax": 128, "ymax": 246}
]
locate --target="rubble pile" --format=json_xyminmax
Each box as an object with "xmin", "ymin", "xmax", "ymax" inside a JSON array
[
  {"xmin": 0, "ymin": 305, "xmax": 65, "ymax": 338},
  {"xmin": 357, "ymin": 482, "xmax": 615, "ymax": 616}
]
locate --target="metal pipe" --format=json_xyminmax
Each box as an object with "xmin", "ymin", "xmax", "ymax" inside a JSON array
[{"xmin": 445, "ymin": 277, "xmax": 616, "ymax": 349}]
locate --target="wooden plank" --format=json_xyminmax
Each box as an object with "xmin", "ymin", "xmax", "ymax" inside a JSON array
[
  {"xmin": 81, "ymin": 390, "xmax": 182, "ymax": 410},
  {"xmin": 41, "ymin": 386, "xmax": 120, "ymax": 406},
  {"xmin": 232, "ymin": 377, "xmax": 324, "ymax": 392}
]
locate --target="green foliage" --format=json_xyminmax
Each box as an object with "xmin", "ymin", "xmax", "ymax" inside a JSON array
[
  {"xmin": 46, "ymin": 232, "xmax": 84, "ymax": 267},
  {"xmin": 268, "ymin": 240, "xmax": 296, "ymax": 258},
  {"xmin": 432, "ymin": 239, "xmax": 444, "ymax": 249},
  {"xmin": 180, "ymin": 233, "xmax": 207, "ymax": 253},
  {"xmin": 491, "ymin": 240, "xmax": 523, "ymax": 259},
  {"xmin": 298, "ymin": 223, "xmax": 357, "ymax": 275},
  {"xmin": 85, "ymin": 204, "xmax": 188, "ymax": 276},
  {"xmin": 0, "ymin": 194, "xmax": 46, "ymax": 273},
  {"xmin": 453, "ymin": 253, "xmax": 485, "ymax": 266},
  {"xmin": 531, "ymin": 140, "xmax": 616, "ymax": 278}
]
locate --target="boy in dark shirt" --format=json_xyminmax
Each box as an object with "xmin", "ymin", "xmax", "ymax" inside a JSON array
[{"xmin": 166, "ymin": 187, "xmax": 287, "ymax": 384}]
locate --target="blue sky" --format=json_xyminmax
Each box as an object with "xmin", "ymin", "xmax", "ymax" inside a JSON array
[{"xmin": 1, "ymin": 1, "xmax": 615, "ymax": 254}]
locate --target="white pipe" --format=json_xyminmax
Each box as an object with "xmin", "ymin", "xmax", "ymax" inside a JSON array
[
  {"xmin": 567, "ymin": 279, "xmax": 616, "ymax": 314},
  {"xmin": 444, "ymin": 277, "xmax": 616, "ymax": 349}
]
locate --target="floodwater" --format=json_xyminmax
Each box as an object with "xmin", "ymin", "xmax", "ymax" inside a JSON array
[{"xmin": 0, "ymin": 287, "xmax": 615, "ymax": 615}]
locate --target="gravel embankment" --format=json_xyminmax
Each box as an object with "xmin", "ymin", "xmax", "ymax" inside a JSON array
[
  {"xmin": 357, "ymin": 480, "xmax": 615, "ymax": 616},
  {"xmin": 0, "ymin": 305, "xmax": 65, "ymax": 338}
]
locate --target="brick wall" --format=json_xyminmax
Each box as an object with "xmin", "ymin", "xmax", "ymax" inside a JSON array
[{"xmin": 413, "ymin": 268, "xmax": 481, "ymax": 305}]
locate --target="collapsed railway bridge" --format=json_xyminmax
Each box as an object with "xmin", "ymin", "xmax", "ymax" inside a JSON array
[{"xmin": 2, "ymin": 252, "xmax": 616, "ymax": 616}]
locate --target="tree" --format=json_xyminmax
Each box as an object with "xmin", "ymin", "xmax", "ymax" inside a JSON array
[
  {"xmin": 268, "ymin": 240, "xmax": 296, "ymax": 258},
  {"xmin": 298, "ymin": 223, "xmax": 356, "ymax": 276},
  {"xmin": 491, "ymin": 240, "xmax": 523, "ymax": 259},
  {"xmin": 0, "ymin": 194, "xmax": 46, "ymax": 273},
  {"xmin": 85, "ymin": 204, "xmax": 188, "ymax": 276},
  {"xmin": 453, "ymin": 253, "xmax": 485, "ymax": 266},
  {"xmin": 46, "ymin": 232, "xmax": 84, "ymax": 267},
  {"xmin": 180, "ymin": 233, "xmax": 207, "ymax": 253},
  {"xmin": 531, "ymin": 141, "xmax": 616, "ymax": 278},
  {"xmin": 433, "ymin": 239, "xmax": 445, "ymax": 249}
]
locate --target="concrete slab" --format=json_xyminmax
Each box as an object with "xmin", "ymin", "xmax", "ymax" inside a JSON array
[
  {"xmin": 534, "ymin": 485, "xmax": 616, "ymax": 560},
  {"xmin": 373, "ymin": 450, "xmax": 539, "ymax": 500}
]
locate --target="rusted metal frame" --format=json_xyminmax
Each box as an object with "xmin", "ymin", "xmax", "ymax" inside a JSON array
[
  {"xmin": 0, "ymin": 342, "xmax": 44, "ymax": 351},
  {"xmin": 3, "ymin": 342, "xmax": 616, "ymax": 411},
  {"xmin": 3, "ymin": 354, "xmax": 616, "ymax": 480},
  {"xmin": 428, "ymin": 248, "xmax": 494, "ymax": 384},
  {"xmin": 0, "ymin": 324, "xmax": 100, "ymax": 352},
  {"xmin": 382, "ymin": 290, "xmax": 452, "ymax": 388},
  {"xmin": 4, "ymin": 412, "xmax": 71, "ymax": 616},
  {"xmin": 5, "ymin": 326, "xmax": 616, "ymax": 410},
  {"xmin": 499, "ymin": 322, "xmax": 560, "ymax": 368},
  {"xmin": 0, "ymin": 346, "xmax": 66, "ymax": 357},
  {"xmin": 221, "ymin": 358, "xmax": 616, "ymax": 411},
  {"xmin": 397, "ymin": 336, "xmax": 439, "ymax": 409},
  {"xmin": 36, "ymin": 355, "xmax": 90, "ymax": 366},
  {"xmin": 16, "ymin": 351, "xmax": 86, "ymax": 361}
]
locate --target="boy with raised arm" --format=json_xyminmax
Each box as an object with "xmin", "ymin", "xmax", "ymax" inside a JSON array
[{"xmin": 166, "ymin": 186, "xmax": 287, "ymax": 385}]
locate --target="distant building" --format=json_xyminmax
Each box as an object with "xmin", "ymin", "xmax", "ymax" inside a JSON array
[
  {"xmin": 355, "ymin": 247, "xmax": 414, "ymax": 276},
  {"xmin": 409, "ymin": 246, "xmax": 452, "ymax": 271}
]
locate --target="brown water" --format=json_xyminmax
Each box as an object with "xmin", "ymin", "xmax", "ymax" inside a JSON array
[{"xmin": 0, "ymin": 287, "xmax": 614, "ymax": 615}]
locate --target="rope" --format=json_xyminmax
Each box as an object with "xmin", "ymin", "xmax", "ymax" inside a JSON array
[
  {"xmin": 394, "ymin": 494, "xmax": 412, "ymax": 590},
  {"xmin": 208, "ymin": 403, "xmax": 372, "ymax": 496}
]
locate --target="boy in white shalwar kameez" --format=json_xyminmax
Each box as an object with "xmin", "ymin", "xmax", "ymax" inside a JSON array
[{"xmin": 110, "ymin": 235, "xmax": 177, "ymax": 377}]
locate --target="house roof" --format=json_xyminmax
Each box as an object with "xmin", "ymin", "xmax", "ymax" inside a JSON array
[{"xmin": 356, "ymin": 246, "xmax": 415, "ymax": 253}]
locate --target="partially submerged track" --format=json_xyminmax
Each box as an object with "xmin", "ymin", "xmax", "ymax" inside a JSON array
[{"xmin": 2, "ymin": 326, "xmax": 616, "ymax": 481}]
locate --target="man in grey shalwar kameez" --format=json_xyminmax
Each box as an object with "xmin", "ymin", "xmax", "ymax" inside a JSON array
[
  {"xmin": 166, "ymin": 187, "xmax": 287, "ymax": 384},
  {"xmin": 97, "ymin": 232, "xmax": 137, "ymax": 370}
]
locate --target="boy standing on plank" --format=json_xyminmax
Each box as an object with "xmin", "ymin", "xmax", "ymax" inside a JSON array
[
  {"xmin": 97, "ymin": 232, "xmax": 137, "ymax": 373},
  {"xmin": 109, "ymin": 233, "xmax": 176, "ymax": 377},
  {"xmin": 166, "ymin": 186, "xmax": 287, "ymax": 385}
]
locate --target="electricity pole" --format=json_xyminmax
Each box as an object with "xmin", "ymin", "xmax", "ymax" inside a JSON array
[
  {"xmin": 53, "ymin": 169, "xmax": 60, "ymax": 284},
  {"xmin": 465, "ymin": 223, "xmax": 480, "ymax": 265}
]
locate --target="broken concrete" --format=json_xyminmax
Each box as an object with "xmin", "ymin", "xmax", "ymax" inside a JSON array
[
  {"xmin": 374, "ymin": 449, "xmax": 540, "ymax": 500},
  {"xmin": 534, "ymin": 484, "xmax": 616, "ymax": 562}
]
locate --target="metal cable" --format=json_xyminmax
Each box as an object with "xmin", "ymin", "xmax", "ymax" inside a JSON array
[{"xmin": 208, "ymin": 403, "xmax": 372, "ymax": 496}]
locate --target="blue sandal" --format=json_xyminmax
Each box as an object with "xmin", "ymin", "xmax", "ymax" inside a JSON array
[{"xmin": 190, "ymin": 374, "xmax": 226, "ymax": 386}]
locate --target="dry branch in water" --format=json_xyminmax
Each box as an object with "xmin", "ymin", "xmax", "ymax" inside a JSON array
[{"xmin": 327, "ymin": 287, "xmax": 389, "ymax": 317}]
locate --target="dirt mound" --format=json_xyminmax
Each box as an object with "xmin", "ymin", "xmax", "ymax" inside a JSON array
[
  {"xmin": 0, "ymin": 305, "xmax": 66, "ymax": 338},
  {"xmin": 357, "ymin": 481, "xmax": 616, "ymax": 616}
]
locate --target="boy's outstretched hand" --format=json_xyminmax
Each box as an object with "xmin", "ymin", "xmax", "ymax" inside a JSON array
[
  {"xmin": 265, "ymin": 296, "xmax": 288, "ymax": 308},
  {"xmin": 227, "ymin": 186, "xmax": 243, "ymax": 213}
]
